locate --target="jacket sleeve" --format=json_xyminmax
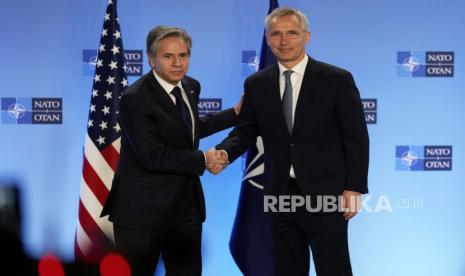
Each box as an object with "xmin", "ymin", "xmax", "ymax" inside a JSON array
[
  {"xmin": 119, "ymin": 94, "xmax": 206, "ymax": 176},
  {"xmin": 186, "ymin": 78, "xmax": 237, "ymax": 138},
  {"xmin": 198, "ymin": 107, "xmax": 237, "ymax": 138},
  {"xmin": 336, "ymin": 72, "xmax": 369, "ymax": 193},
  {"xmin": 216, "ymin": 80, "xmax": 260, "ymax": 162}
]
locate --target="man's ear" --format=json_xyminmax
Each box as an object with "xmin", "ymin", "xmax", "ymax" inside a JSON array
[
  {"xmin": 147, "ymin": 55, "xmax": 155, "ymax": 68},
  {"xmin": 265, "ymin": 33, "xmax": 272, "ymax": 47},
  {"xmin": 305, "ymin": 31, "xmax": 311, "ymax": 44}
]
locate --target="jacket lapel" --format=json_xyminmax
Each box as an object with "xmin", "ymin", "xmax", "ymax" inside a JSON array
[
  {"xmin": 181, "ymin": 79, "xmax": 199, "ymax": 148},
  {"xmin": 147, "ymin": 72, "xmax": 178, "ymax": 114},
  {"xmin": 268, "ymin": 65, "xmax": 291, "ymax": 138},
  {"xmin": 292, "ymin": 56, "xmax": 321, "ymax": 136},
  {"xmin": 147, "ymin": 73, "xmax": 194, "ymax": 146}
]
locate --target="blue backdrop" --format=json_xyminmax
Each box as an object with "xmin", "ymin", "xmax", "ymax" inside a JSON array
[{"xmin": 0, "ymin": 0, "xmax": 464, "ymax": 275}]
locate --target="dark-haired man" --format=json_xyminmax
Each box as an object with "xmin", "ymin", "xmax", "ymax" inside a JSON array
[{"xmin": 102, "ymin": 25, "xmax": 241, "ymax": 276}]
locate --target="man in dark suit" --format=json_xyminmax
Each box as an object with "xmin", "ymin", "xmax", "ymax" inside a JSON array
[
  {"xmin": 101, "ymin": 25, "xmax": 240, "ymax": 276},
  {"xmin": 212, "ymin": 7, "xmax": 369, "ymax": 276}
]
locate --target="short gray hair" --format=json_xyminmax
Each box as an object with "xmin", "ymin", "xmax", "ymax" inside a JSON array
[
  {"xmin": 146, "ymin": 25, "xmax": 192, "ymax": 57},
  {"xmin": 265, "ymin": 7, "xmax": 309, "ymax": 32}
]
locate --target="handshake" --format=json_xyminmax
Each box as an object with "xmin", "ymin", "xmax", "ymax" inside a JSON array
[{"xmin": 204, "ymin": 148, "xmax": 229, "ymax": 175}]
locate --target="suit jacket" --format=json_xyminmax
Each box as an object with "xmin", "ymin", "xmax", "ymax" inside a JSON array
[
  {"xmin": 217, "ymin": 56, "xmax": 369, "ymax": 197},
  {"xmin": 101, "ymin": 72, "xmax": 237, "ymax": 229}
]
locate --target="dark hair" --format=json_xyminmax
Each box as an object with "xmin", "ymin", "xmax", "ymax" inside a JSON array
[{"xmin": 146, "ymin": 25, "xmax": 192, "ymax": 57}]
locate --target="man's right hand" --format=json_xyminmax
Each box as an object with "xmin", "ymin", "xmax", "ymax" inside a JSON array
[{"xmin": 204, "ymin": 148, "xmax": 229, "ymax": 174}]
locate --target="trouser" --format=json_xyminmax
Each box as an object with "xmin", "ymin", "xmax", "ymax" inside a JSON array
[
  {"xmin": 114, "ymin": 197, "xmax": 202, "ymax": 276},
  {"xmin": 270, "ymin": 179, "xmax": 353, "ymax": 276}
]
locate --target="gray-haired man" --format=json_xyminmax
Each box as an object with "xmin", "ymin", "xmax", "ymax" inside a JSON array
[{"xmin": 212, "ymin": 7, "xmax": 369, "ymax": 276}]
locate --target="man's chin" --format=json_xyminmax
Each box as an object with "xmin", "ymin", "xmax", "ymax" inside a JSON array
[
  {"xmin": 277, "ymin": 56, "xmax": 294, "ymax": 62},
  {"xmin": 167, "ymin": 76, "xmax": 185, "ymax": 84},
  {"xmin": 170, "ymin": 73, "xmax": 185, "ymax": 80}
]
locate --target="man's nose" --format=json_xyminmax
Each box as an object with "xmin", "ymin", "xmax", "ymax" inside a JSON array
[
  {"xmin": 172, "ymin": 56, "xmax": 182, "ymax": 66},
  {"xmin": 279, "ymin": 35, "xmax": 289, "ymax": 45}
]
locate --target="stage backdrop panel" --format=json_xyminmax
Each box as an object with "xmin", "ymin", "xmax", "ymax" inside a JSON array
[{"xmin": 0, "ymin": 0, "xmax": 464, "ymax": 275}]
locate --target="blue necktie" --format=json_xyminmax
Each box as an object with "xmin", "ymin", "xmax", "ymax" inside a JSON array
[
  {"xmin": 171, "ymin": 86, "xmax": 193, "ymax": 139},
  {"xmin": 282, "ymin": 70, "xmax": 293, "ymax": 134}
]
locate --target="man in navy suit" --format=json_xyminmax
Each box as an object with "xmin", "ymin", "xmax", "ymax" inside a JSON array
[
  {"xmin": 101, "ymin": 25, "xmax": 240, "ymax": 276},
  {"xmin": 212, "ymin": 7, "xmax": 369, "ymax": 276}
]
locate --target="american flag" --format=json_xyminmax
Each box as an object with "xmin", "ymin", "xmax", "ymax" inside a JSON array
[{"xmin": 75, "ymin": 0, "xmax": 128, "ymax": 263}]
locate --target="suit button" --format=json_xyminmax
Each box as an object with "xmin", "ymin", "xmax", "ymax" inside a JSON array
[{"xmin": 290, "ymin": 143, "xmax": 295, "ymax": 148}]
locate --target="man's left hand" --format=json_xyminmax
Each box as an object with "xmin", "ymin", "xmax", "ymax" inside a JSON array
[{"xmin": 342, "ymin": 190, "xmax": 361, "ymax": 221}]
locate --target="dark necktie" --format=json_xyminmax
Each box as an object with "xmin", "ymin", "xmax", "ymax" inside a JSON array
[
  {"xmin": 171, "ymin": 86, "xmax": 193, "ymax": 139},
  {"xmin": 282, "ymin": 70, "xmax": 293, "ymax": 134}
]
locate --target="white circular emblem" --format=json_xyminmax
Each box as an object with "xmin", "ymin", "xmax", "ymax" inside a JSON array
[
  {"xmin": 248, "ymin": 56, "xmax": 260, "ymax": 72},
  {"xmin": 88, "ymin": 55, "xmax": 98, "ymax": 70},
  {"xmin": 402, "ymin": 56, "xmax": 420, "ymax": 73},
  {"xmin": 401, "ymin": 150, "xmax": 418, "ymax": 167},
  {"xmin": 8, "ymin": 103, "xmax": 26, "ymax": 119}
]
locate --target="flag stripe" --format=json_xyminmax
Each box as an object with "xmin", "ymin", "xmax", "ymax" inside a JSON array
[
  {"xmin": 78, "ymin": 200, "xmax": 107, "ymax": 246},
  {"xmin": 75, "ymin": 220, "xmax": 92, "ymax": 257},
  {"xmin": 113, "ymin": 137, "xmax": 121, "ymax": 154},
  {"xmin": 74, "ymin": 233, "xmax": 87, "ymax": 261},
  {"xmin": 101, "ymin": 143, "xmax": 120, "ymax": 171},
  {"xmin": 85, "ymin": 134, "xmax": 114, "ymax": 190},
  {"xmin": 79, "ymin": 177, "xmax": 115, "ymax": 243},
  {"xmin": 78, "ymin": 200, "xmax": 114, "ymax": 262},
  {"xmin": 82, "ymin": 158, "xmax": 109, "ymax": 206}
]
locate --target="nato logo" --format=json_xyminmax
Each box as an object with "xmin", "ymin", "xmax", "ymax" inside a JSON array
[
  {"xmin": 397, "ymin": 51, "xmax": 454, "ymax": 77},
  {"xmin": 241, "ymin": 50, "xmax": 259, "ymax": 76},
  {"xmin": 124, "ymin": 50, "xmax": 144, "ymax": 76},
  {"xmin": 396, "ymin": 145, "xmax": 452, "ymax": 171},
  {"xmin": 82, "ymin": 49, "xmax": 143, "ymax": 76},
  {"xmin": 82, "ymin": 49, "xmax": 98, "ymax": 76},
  {"xmin": 198, "ymin": 99, "xmax": 222, "ymax": 116},
  {"xmin": 1, "ymin": 98, "xmax": 63, "ymax": 124},
  {"xmin": 362, "ymin": 98, "xmax": 377, "ymax": 124}
]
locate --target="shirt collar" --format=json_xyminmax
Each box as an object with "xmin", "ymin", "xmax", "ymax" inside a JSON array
[
  {"xmin": 152, "ymin": 69, "xmax": 182, "ymax": 94},
  {"xmin": 277, "ymin": 54, "xmax": 308, "ymax": 77}
]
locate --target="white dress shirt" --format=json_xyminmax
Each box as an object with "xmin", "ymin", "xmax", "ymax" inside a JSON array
[
  {"xmin": 152, "ymin": 70, "xmax": 195, "ymax": 142},
  {"xmin": 277, "ymin": 55, "xmax": 309, "ymax": 178}
]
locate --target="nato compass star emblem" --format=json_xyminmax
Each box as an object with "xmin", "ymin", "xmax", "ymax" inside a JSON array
[
  {"xmin": 248, "ymin": 55, "xmax": 260, "ymax": 72},
  {"xmin": 88, "ymin": 55, "xmax": 98, "ymax": 70},
  {"xmin": 402, "ymin": 56, "xmax": 420, "ymax": 73},
  {"xmin": 401, "ymin": 150, "xmax": 418, "ymax": 167},
  {"xmin": 8, "ymin": 103, "xmax": 26, "ymax": 119},
  {"xmin": 242, "ymin": 136, "xmax": 265, "ymax": 189}
]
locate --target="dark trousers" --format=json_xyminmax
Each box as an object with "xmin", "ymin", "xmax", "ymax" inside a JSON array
[
  {"xmin": 114, "ymin": 197, "xmax": 202, "ymax": 276},
  {"xmin": 269, "ymin": 179, "xmax": 353, "ymax": 276}
]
